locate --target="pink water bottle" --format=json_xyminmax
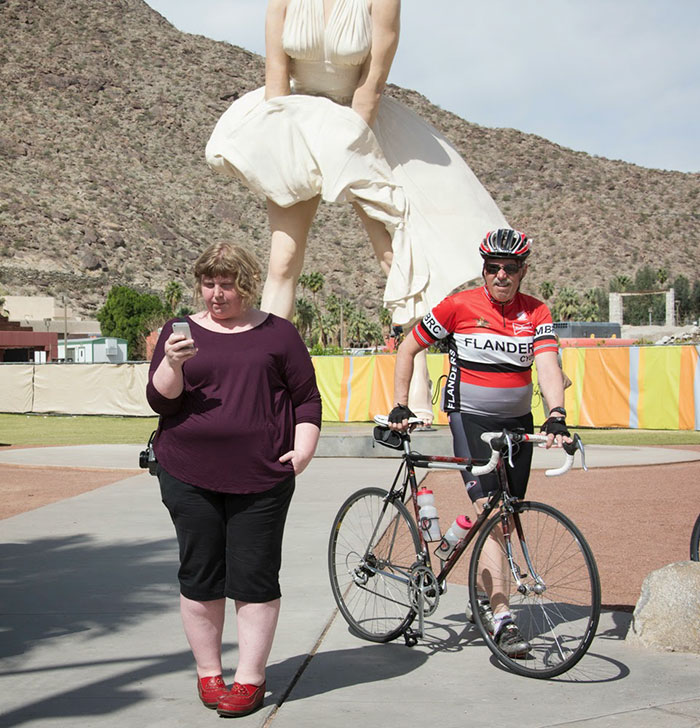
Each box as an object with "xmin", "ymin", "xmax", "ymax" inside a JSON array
[
  {"xmin": 434, "ymin": 515, "xmax": 473, "ymax": 559},
  {"xmin": 417, "ymin": 488, "xmax": 441, "ymax": 541}
]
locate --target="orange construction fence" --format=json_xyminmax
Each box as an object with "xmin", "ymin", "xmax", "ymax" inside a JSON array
[{"xmin": 312, "ymin": 345, "xmax": 700, "ymax": 430}]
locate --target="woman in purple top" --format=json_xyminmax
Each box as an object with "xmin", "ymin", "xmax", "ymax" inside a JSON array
[{"xmin": 147, "ymin": 243, "xmax": 321, "ymax": 717}]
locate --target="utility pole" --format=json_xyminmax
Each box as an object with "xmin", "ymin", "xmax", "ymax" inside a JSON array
[{"xmin": 62, "ymin": 294, "xmax": 68, "ymax": 361}]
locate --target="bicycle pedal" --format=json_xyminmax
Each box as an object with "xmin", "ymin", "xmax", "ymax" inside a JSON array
[{"xmin": 403, "ymin": 629, "xmax": 419, "ymax": 647}]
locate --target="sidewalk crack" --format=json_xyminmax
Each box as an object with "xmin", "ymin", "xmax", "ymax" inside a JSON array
[{"xmin": 262, "ymin": 607, "xmax": 340, "ymax": 726}]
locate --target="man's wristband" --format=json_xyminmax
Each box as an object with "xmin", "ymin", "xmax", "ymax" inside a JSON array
[{"xmin": 549, "ymin": 406, "xmax": 567, "ymax": 418}]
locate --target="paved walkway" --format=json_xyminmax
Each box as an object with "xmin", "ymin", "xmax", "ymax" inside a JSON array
[{"xmin": 1, "ymin": 438, "xmax": 699, "ymax": 727}]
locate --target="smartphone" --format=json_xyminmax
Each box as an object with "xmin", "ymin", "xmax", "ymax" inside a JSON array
[{"xmin": 171, "ymin": 321, "xmax": 193, "ymax": 347}]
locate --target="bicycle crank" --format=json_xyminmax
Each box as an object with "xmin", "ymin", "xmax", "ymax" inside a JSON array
[{"xmin": 408, "ymin": 565, "xmax": 440, "ymax": 616}]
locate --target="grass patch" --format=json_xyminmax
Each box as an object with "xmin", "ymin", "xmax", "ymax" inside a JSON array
[
  {"xmin": 0, "ymin": 414, "xmax": 159, "ymax": 446},
  {"xmin": 573, "ymin": 428, "xmax": 700, "ymax": 446},
  {"xmin": 0, "ymin": 414, "xmax": 698, "ymax": 448}
]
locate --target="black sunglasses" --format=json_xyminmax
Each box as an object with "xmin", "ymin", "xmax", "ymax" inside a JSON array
[{"xmin": 484, "ymin": 262, "xmax": 522, "ymax": 275}]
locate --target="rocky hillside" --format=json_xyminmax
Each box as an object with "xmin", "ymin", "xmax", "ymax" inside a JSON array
[{"xmin": 1, "ymin": 0, "xmax": 698, "ymax": 319}]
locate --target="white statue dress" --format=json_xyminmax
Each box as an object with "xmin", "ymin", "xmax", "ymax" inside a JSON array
[{"xmin": 205, "ymin": 0, "xmax": 507, "ymax": 325}]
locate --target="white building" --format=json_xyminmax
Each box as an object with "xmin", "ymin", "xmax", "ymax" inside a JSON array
[{"xmin": 57, "ymin": 337, "xmax": 128, "ymax": 363}]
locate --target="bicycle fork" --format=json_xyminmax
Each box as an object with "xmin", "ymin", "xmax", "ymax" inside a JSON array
[{"xmin": 502, "ymin": 512, "xmax": 546, "ymax": 596}]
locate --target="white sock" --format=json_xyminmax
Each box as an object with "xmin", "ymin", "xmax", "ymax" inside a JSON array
[{"xmin": 493, "ymin": 611, "xmax": 512, "ymax": 634}]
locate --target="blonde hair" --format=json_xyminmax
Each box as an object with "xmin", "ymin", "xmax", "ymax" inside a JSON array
[{"xmin": 193, "ymin": 243, "xmax": 262, "ymax": 307}]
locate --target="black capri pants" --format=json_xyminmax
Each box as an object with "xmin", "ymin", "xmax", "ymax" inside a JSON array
[
  {"xmin": 449, "ymin": 411, "xmax": 534, "ymax": 501},
  {"xmin": 159, "ymin": 466, "xmax": 295, "ymax": 603}
]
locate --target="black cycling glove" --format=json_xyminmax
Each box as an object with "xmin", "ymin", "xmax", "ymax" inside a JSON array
[
  {"xmin": 388, "ymin": 404, "xmax": 416, "ymax": 424},
  {"xmin": 540, "ymin": 416, "xmax": 571, "ymax": 439}
]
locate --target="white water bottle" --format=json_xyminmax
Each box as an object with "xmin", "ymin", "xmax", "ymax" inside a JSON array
[
  {"xmin": 417, "ymin": 488, "xmax": 441, "ymax": 541},
  {"xmin": 434, "ymin": 515, "xmax": 473, "ymax": 559}
]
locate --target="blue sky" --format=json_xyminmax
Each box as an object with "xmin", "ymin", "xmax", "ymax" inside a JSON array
[{"xmin": 145, "ymin": 0, "xmax": 700, "ymax": 173}]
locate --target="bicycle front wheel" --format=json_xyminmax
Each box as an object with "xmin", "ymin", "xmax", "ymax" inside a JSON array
[
  {"xmin": 328, "ymin": 487, "xmax": 421, "ymax": 642},
  {"xmin": 468, "ymin": 501, "xmax": 601, "ymax": 678},
  {"xmin": 691, "ymin": 514, "xmax": 700, "ymax": 562}
]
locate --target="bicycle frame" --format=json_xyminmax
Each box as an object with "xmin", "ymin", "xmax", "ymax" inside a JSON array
[{"xmin": 392, "ymin": 442, "xmax": 511, "ymax": 582}]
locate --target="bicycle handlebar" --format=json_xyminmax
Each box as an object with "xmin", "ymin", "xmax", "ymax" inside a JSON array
[
  {"xmin": 478, "ymin": 431, "xmax": 587, "ymax": 477},
  {"xmin": 374, "ymin": 415, "xmax": 424, "ymax": 427},
  {"xmin": 372, "ymin": 416, "xmax": 586, "ymax": 477}
]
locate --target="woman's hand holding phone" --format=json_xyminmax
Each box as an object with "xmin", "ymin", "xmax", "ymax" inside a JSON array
[{"xmin": 166, "ymin": 321, "xmax": 197, "ymax": 364}]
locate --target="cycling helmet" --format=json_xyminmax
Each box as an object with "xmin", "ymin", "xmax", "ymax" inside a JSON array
[{"xmin": 479, "ymin": 229, "xmax": 531, "ymax": 259}]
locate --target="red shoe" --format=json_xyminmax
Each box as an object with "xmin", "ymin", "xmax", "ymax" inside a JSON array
[
  {"xmin": 197, "ymin": 674, "xmax": 228, "ymax": 709},
  {"xmin": 216, "ymin": 681, "xmax": 266, "ymax": 717}
]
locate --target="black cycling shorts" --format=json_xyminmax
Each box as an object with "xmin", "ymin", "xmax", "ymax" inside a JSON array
[
  {"xmin": 449, "ymin": 411, "xmax": 534, "ymax": 501},
  {"xmin": 159, "ymin": 466, "xmax": 295, "ymax": 603}
]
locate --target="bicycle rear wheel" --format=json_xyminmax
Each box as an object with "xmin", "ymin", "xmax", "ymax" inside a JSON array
[
  {"xmin": 691, "ymin": 514, "xmax": 700, "ymax": 562},
  {"xmin": 468, "ymin": 501, "xmax": 601, "ymax": 678},
  {"xmin": 328, "ymin": 487, "xmax": 421, "ymax": 642}
]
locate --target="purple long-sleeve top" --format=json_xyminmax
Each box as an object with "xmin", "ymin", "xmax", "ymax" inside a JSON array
[{"xmin": 147, "ymin": 314, "xmax": 322, "ymax": 494}]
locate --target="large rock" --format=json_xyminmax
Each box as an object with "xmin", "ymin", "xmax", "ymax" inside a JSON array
[{"xmin": 627, "ymin": 561, "xmax": 700, "ymax": 653}]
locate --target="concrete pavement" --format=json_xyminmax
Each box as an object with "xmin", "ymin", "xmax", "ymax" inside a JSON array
[{"xmin": 1, "ymin": 435, "xmax": 700, "ymax": 727}]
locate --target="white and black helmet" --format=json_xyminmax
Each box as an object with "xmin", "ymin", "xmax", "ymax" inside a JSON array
[{"xmin": 479, "ymin": 229, "xmax": 531, "ymax": 259}]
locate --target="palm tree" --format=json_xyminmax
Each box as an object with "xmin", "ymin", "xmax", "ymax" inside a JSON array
[
  {"xmin": 322, "ymin": 294, "xmax": 342, "ymax": 347},
  {"xmin": 539, "ymin": 281, "xmax": 554, "ymax": 301},
  {"xmin": 299, "ymin": 271, "xmax": 324, "ymax": 306},
  {"xmin": 293, "ymin": 297, "xmax": 315, "ymax": 342},
  {"xmin": 379, "ymin": 306, "xmax": 392, "ymax": 342},
  {"xmin": 345, "ymin": 306, "xmax": 364, "ymax": 347},
  {"xmin": 580, "ymin": 290, "xmax": 600, "ymax": 321},
  {"xmin": 362, "ymin": 320, "xmax": 384, "ymax": 348},
  {"xmin": 609, "ymin": 274, "xmax": 631, "ymax": 293},
  {"xmin": 299, "ymin": 272, "xmax": 326, "ymax": 345},
  {"xmin": 552, "ymin": 286, "xmax": 581, "ymax": 321},
  {"xmin": 163, "ymin": 280, "xmax": 184, "ymax": 314}
]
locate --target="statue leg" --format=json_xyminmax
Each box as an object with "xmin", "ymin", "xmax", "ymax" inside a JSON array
[
  {"xmin": 351, "ymin": 202, "xmax": 392, "ymax": 276},
  {"xmin": 408, "ymin": 349, "xmax": 433, "ymax": 427},
  {"xmin": 352, "ymin": 203, "xmax": 434, "ymax": 427},
  {"xmin": 261, "ymin": 196, "xmax": 321, "ymax": 320}
]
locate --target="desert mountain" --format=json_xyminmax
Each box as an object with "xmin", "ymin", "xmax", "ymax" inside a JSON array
[{"xmin": 1, "ymin": 0, "xmax": 698, "ymax": 319}]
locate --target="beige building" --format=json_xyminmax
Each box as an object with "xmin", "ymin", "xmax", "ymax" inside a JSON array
[{"xmin": 3, "ymin": 296, "xmax": 101, "ymax": 337}]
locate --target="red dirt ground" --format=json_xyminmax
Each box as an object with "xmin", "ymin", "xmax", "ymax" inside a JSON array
[{"xmin": 0, "ymin": 459, "xmax": 142, "ymax": 519}]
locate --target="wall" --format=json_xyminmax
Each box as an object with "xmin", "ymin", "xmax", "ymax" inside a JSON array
[{"xmin": 3, "ymin": 296, "xmax": 57, "ymax": 320}]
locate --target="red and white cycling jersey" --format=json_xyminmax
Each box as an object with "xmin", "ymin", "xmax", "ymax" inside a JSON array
[{"xmin": 413, "ymin": 286, "xmax": 558, "ymax": 417}]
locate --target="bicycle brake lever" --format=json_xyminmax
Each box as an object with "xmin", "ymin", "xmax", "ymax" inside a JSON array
[
  {"xmin": 575, "ymin": 434, "xmax": 587, "ymax": 471},
  {"xmin": 505, "ymin": 432, "xmax": 515, "ymax": 469},
  {"xmin": 562, "ymin": 433, "xmax": 587, "ymax": 471}
]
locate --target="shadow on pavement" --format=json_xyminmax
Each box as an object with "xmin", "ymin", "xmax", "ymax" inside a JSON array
[
  {"xmin": 267, "ymin": 642, "xmax": 428, "ymax": 704},
  {"xmin": 0, "ymin": 650, "xmax": 194, "ymax": 728},
  {"xmin": 0, "ymin": 534, "xmax": 178, "ymax": 661}
]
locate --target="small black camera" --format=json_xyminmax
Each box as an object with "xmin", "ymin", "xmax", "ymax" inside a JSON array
[{"xmin": 139, "ymin": 430, "xmax": 158, "ymax": 475}]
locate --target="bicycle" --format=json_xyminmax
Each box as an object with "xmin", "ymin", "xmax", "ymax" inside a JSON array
[
  {"xmin": 691, "ymin": 514, "xmax": 700, "ymax": 562},
  {"xmin": 328, "ymin": 417, "xmax": 601, "ymax": 679}
]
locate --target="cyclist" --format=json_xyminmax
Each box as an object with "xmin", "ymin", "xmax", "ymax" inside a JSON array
[{"xmin": 388, "ymin": 228, "xmax": 571, "ymax": 656}]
